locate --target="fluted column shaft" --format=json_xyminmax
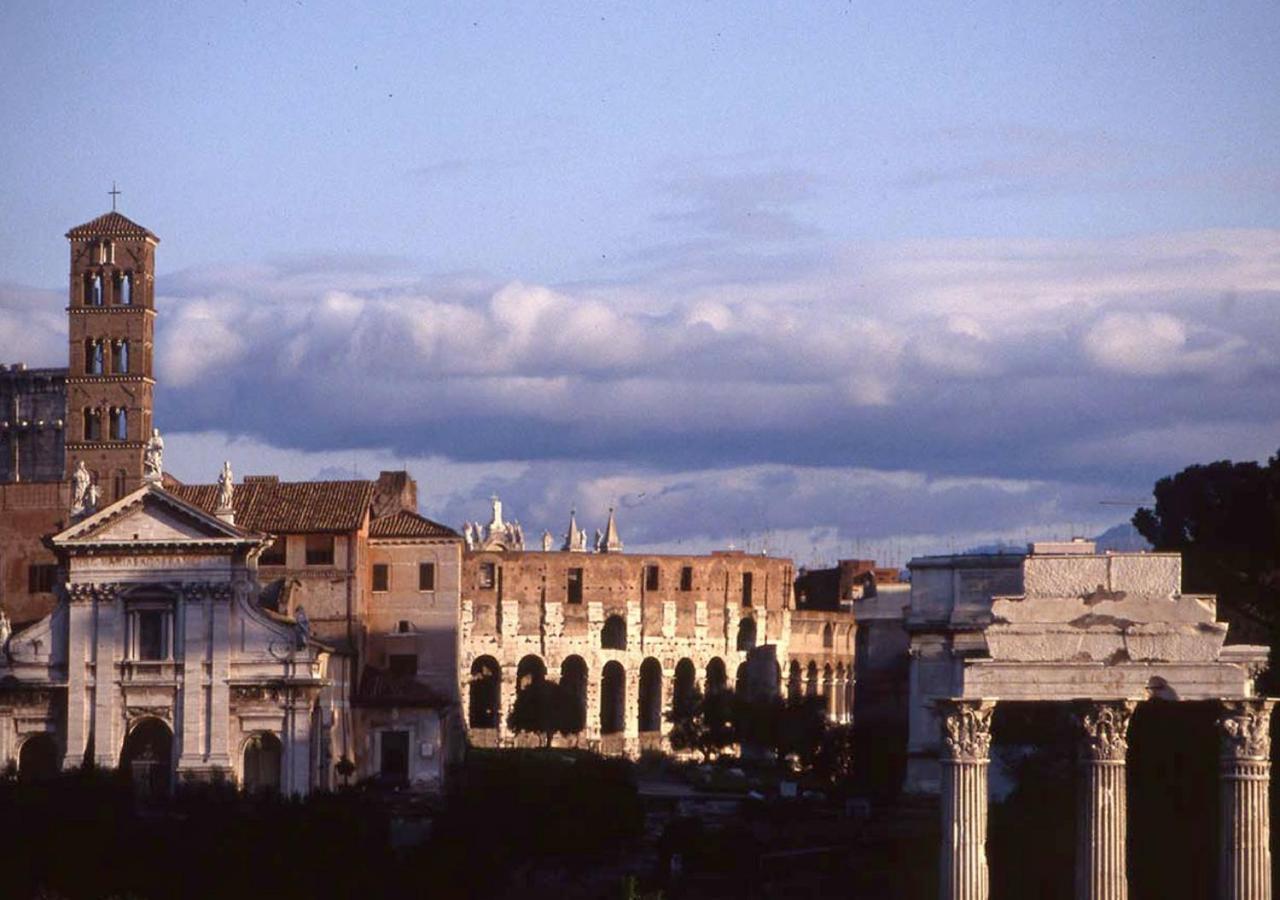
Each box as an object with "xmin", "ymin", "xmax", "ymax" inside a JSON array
[
  {"xmin": 938, "ymin": 699, "xmax": 995, "ymax": 900},
  {"xmin": 1075, "ymin": 701, "xmax": 1135, "ymax": 900},
  {"xmin": 1218, "ymin": 699, "xmax": 1275, "ymax": 900}
]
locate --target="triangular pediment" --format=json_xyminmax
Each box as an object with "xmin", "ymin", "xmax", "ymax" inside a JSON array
[{"xmin": 53, "ymin": 484, "xmax": 261, "ymax": 547}]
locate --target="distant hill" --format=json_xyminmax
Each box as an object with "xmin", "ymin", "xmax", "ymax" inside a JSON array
[{"xmin": 963, "ymin": 522, "xmax": 1152, "ymax": 556}]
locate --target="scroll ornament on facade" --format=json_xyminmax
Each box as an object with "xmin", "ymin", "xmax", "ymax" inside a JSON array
[
  {"xmin": 1218, "ymin": 701, "xmax": 1273, "ymax": 760},
  {"xmin": 940, "ymin": 701, "xmax": 994, "ymax": 762},
  {"xmin": 1078, "ymin": 701, "xmax": 1135, "ymax": 761}
]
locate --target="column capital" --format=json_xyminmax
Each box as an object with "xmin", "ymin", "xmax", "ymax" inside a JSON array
[
  {"xmin": 1075, "ymin": 699, "xmax": 1136, "ymax": 762},
  {"xmin": 938, "ymin": 698, "xmax": 996, "ymax": 763},
  {"xmin": 1217, "ymin": 698, "xmax": 1275, "ymax": 762}
]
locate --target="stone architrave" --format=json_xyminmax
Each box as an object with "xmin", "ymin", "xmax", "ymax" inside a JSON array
[
  {"xmin": 1217, "ymin": 699, "xmax": 1275, "ymax": 900},
  {"xmin": 938, "ymin": 699, "xmax": 995, "ymax": 900},
  {"xmin": 1075, "ymin": 700, "xmax": 1135, "ymax": 900}
]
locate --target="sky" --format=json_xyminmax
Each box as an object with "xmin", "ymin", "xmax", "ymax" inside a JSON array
[{"xmin": 1, "ymin": 2, "xmax": 1278, "ymax": 565}]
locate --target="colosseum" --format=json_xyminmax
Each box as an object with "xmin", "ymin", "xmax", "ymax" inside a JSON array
[{"xmin": 458, "ymin": 498, "xmax": 854, "ymax": 756}]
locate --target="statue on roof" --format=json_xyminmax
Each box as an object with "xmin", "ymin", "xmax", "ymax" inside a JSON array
[
  {"xmin": 217, "ymin": 460, "xmax": 234, "ymax": 513},
  {"xmin": 143, "ymin": 428, "xmax": 164, "ymax": 482},
  {"xmin": 70, "ymin": 460, "xmax": 92, "ymax": 516},
  {"xmin": 542, "ymin": 530, "xmax": 554, "ymax": 552},
  {"xmin": 85, "ymin": 482, "xmax": 100, "ymax": 515}
]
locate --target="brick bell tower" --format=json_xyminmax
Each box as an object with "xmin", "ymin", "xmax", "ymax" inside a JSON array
[{"xmin": 64, "ymin": 206, "xmax": 159, "ymax": 502}]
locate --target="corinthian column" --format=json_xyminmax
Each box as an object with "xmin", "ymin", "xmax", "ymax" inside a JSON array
[
  {"xmin": 1218, "ymin": 699, "xmax": 1275, "ymax": 900},
  {"xmin": 938, "ymin": 699, "xmax": 995, "ymax": 900},
  {"xmin": 1075, "ymin": 700, "xmax": 1135, "ymax": 900}
]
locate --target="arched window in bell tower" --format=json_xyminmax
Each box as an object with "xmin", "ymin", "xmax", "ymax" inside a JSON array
[
  {"xmin": 110, "ymin": 407, "xmax": 128, "ymax": 441},
  {"xmin": 111, "ymin": 340, "xmax": 129, "ymax": 374},
  {"xmin": 85, "ymin": 273, "xmax": 103, "ymax": 306},
  {"xmin": 120, "ymin": 272, "xmax": 132, "ymax": 305},
  {"xmin": 83, "ymin": 408, "xmax": 102, "ymax": 442},
  {"xmin": 85, "ymin": 339, "xmax": 104, "ymax": 375}
]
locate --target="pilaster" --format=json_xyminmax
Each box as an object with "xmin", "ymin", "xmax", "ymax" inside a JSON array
[
  {"xmin": 937, "ymin": 698, "xmax": 995, "ymax": 900},
  {"xmin": 1075, "ymin": 700, "xmax": 1135, "ymax": 900},
  {"xmin": 1217, "ymin": 699, "xmax": 1274, "ymax": 900}
]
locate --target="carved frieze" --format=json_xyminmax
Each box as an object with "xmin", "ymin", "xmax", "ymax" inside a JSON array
[
  {"xmin": 1076, "ymin": 700, "xmax": 1135, "ymax": 762},
  {"xmin": 938, "ymin": 699, "xmax": 995, "ymax": 762},
  {"xmin": 1217, "ymin": 699, "xmax": 1275, "ymax": 761}
]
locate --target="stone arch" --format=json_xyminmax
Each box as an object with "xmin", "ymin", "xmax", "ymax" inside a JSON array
[
  {"xmin": 120, "ymin": 717, "xmax": 173, "ymax": 799},
  {"xmin": 638, "ymin": 657, "xmax": 662, "ymax": 733},
  {"xmin": 469, "ymin": 655, "xmax": 501, "ymax": 728},
  {"xmin": 822, "ymin": 623, "xmax": 834, "ymax": 649},
  {"xmin": 18, "ymin": 733, "xmax": 59, "ymax": 782},
  {"xmin": 736, "ymin": 617, "xmax": 757, "ymax": 652},
  {"xmin": 706, "ymin": 657, "xmax": 728, "ymax": 695},
  {"xmin": 560, "ymin": 655, "xmax": 588, "ymax": 733},
  {"xmin": 600, "ymin": 660, "xmax": 626, "ymax": 735},
  {"xmin": 788, "ymin": 660, "xmax": 803, "ymax": 699},
  {"xmin": 601, "ymin": 614, "xmax": 627, "ymax": 650},
  {"xmin": 822, "ymin": 663, "xmax": 834, "ymax": 707},
  {"xmin": 242, "ymin": 732, "xmax": 282, "ymax": 794},
  {"xmin": 806, "ymin": 660, "xmax": 818, "ymax": 697},
  {"xmin": 735, "ymin": 661, "xmax": 748, "ymax": 696},
  {"xmin": 516, "ymin": 654, "xmax": 546, "ymax": 692},
  {"xmin": 673, "ymin": 658, "xmax": 697, "ymax": 711}
]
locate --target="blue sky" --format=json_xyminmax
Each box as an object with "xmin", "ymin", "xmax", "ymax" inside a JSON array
[{"xmin": 2, "ymin": 3, "xmax": 1278, "ymax": 563}]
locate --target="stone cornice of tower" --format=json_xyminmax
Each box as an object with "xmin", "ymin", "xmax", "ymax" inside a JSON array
[{"xmin": 65, "ymin": 211, "xmax": 159, "ymax": 243}]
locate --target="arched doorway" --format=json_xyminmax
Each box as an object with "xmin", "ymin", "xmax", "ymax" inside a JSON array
[
  {"xmin": 242, "ymin": 732, "xmax": 282, "ymax": 794},
  {"xmin": 673, "ymin": 658, "xmax": 696, "ymax": 712},
  {"xmin": 120, "ymin": 717, "xmax": 173, "ymax": 799},
  {"xmin": 516, "ymin": 654, "xmax": 546, "ymax": 692},
  {"xmin": 469, "ymin": 656, "xmax": 501, "ymax": 728},
  {"xmin": 601, "ymin": 614, "xmax": 627, "ymax": 650},
  {"xmin": 638, "ymin": 658, "xmax": 662, "ymax": 733},
  {"xmin": 600, "ymin": 661, "xmax": 625, "ymax": 735},
  {"xmin": 18, "ymin": 733, "xmax": 59, "ymax": 782},
  {"xmin": 560, "ymin": 656, "xmax": 588, "ymax": 733},
  {"xmin": 706, "ymin": 657, "xmax": 727, "ymax": 695}
]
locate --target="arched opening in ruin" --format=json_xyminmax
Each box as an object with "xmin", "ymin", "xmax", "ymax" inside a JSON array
[
  {"xmin": 560, "ymin": 655, "xmax": 588, "ymax": 733},
  {"xmin": 706, "ymin": 657, "xmax": 727, "ymax": 695},
  {"xmin": 734, "ymin": 661, "xmax": 748, "ymax": 696},
  {"xmin": 600, "ymin": 661, "xmax": 625, "ymax": 735},
  {"xmin": 516, "ymin": 654, "xmax": 546, "ymax": 692},
  {"xmin": 638, "ymin": 657, "xmax": 662, "ymax": 733},
  {"xmin": 835, "ymin": 663, "xmax": 846, "ymax": 720},
  {"xmin": 601, "ymin": 614, "xmax": 627, "ymax": 650},
  {"xmin": 120, "ymin": 717, "xmax": 174, "ymax": 799},
  {"xmin": 673, "ymin": 658, "xmax": 696, "ymax": 712},
  {"xmin": 242, "ymin": 732, "xmax": 282, "ymax": 794},
  {"xmin": 788, "ymin": 660, "xmax": 802, "ymax": 699},
  {"xmin": 18, "ymin": 733, "xmax": 59, "ymax": 782},
  {"xmin": 822, "ymin": 623, "xmax": 834, "ymax": 649},
  {"xmin": 468, "ymin": 656, "xmax": 501, "ymax": 728},
  {"xmin": 736, "ymin": 616, "xmax": 757, "ymax": 652},
  {"xmin": 806, "ymin": 660, "xmax": 818, "ymax": 697},
  {"xmin": 821, "ymin": 664, "xmax": 833, "ymax": 714}
]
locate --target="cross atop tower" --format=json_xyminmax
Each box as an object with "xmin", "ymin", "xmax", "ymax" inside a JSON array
[{"xmin": 108, "ymin": 181, "xmax": 121, "ymax": 211}]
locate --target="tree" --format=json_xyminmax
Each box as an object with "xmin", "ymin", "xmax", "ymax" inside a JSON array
[
  {"xmin": 665, "ymin": 687, "xmax": 736, "ymax": 762},
  {"xmin": 1132, "ymin": 450, "xmax": 1280, "ymax": 650},
  {"xmin": 507, "ymin": 679, "xmax": 581, "ymax": 747}
]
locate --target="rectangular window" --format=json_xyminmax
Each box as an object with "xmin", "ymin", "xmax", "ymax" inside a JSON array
[
  {"xmin": 389, "ymin": 654, "xmax": 418, "ymax": 677},
  {"xmin": 418, "ymin": 562, "xmax": 435, "ymax": 592},
  {"xmin": 644, "ymin": 564, "xmax": 660, "ymax": 591},
  {"xmin": 478, "ymin": 562, "xmax": 496, "ymax": 589},
  {"xmin": 28, "ymin": 564, "xmax": 57, "ymax": 594},
  {"xmin": 566, "ymin": 567, "xmax": 583, "ymax": 604},
  {"xmin": 680, "ymin": 566, "xmax": 693, "ymax": 592},
  {"xmin": 259, "ymin": 539, "xmax": 286, "ymax": 566},
  {"xmin": 372, "ymin": 563, "xmax": 389, "ymax": 592},
  {"xmin": 741, "ymin": 571, "xmax": 754, "ymax": 607},
  {"xmin": 305, "ymin": 534, "xmax": 335, "ymax": 566},
  {"xmin": 137, "ymin": 610, "xmax": 166, "ymax": 661}
]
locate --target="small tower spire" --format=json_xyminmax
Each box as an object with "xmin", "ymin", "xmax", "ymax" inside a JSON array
[{"xmin": 600, "ymin": 506, "xmax": 623, "ymax": 553}]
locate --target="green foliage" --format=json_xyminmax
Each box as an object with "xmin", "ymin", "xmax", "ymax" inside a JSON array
[
  {"xmin": 506, "ymin": 678, "xmax": 582, "ymax": 746},
  {"xmin": 665, "ymin": 686, "xmax": 736, "ymax": 761}
]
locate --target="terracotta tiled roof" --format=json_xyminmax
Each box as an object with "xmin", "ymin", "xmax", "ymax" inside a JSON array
[
  {"xmin": 369, "ymin": 510, "xmax": 459, "ymax": 540},
  {"xmin": 66, "ymin": 211, "xmax": 159, "ymax": 241},
  {"xmin": 172, "ymin": 479, "xmax": 374, "ymax": 534}
]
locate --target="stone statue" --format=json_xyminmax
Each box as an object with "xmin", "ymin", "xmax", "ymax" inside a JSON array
[
  {"xmin": 594, "ymin": 528, "xmax": 604, "ymax": 552},
  {"xmin": 85, "ymin": 481, "xmax": 100, "ymax": 514},
  {"xmin": 294, "ymin": 605, "xmax": 311, "ymax": 648},
  {"xmin": 70, "ymin": 460, "xmax": 91, "ymax": 515},
  {"xmin": 541, "ymin": 530, "xmax": 554, "ymax": 552},
  {"xmin": 216, "ymin": 460, "xmax": 234, "ymax": 512},
  {"xmin": 143, "ymin": 428, "xmax": 164, "ymax": 482},
  {"xmin": 0, "ymin": 609, "xmax": 10, "ymax": 648}
]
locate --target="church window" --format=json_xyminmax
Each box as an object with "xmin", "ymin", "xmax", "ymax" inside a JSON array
[
  {"xmin": 119, "ymin": 272, "xmax": 132, "ymax": 305},
  {"xmin": 27, "ymin": 563, "xmax": 56, "ymax": 594},
  {"xmin": 259, "ymin": 539, "xmax": 286, "ymax": 566},
  {"xmin": 86, "ymin": 273, "xmax": 103, "ymax": 306},
  {"xmin": 418, "ymin": 562, "xmax": 435, "ymax": 591},
  {"xmin": 680, "ymin": 566, "xmax": 693, "ymax": 591},
  {"xmin": 82, "ymin": 408, "xmax": 102, "ymax": 441},
  {"xmin": 389, "ymin": 654, "xmax": 418, "ymax": 677},
  {"xmin": 566, "ymin": 567, "xmax": 583, "ymax": 604},
  {"xmin": 305, "ymin": 535, "xmax": 335, "ymax": 566},
  {"xmin": 86, "ymin": 339, "xmax": 104, "ymax": 375},
  {"xmin": 112, "ymin": 470, "xmax": 127, "ymax": 501},
  {"xmin": 110, "ymin": 407, "xmax": 128, "ymax": 441},
  {"xmin": 397, "ymin": 620, "xmax": 412, "ymax": 634},
  {"xmin": 478, "ymin": 562, "xmax": 496, "ymax": 590},
  {"xmin": 644, "ymin": 564, "xmax": 660, "ymax": 591},
  {"xmin": 372, "ymin": 563, "xmax": 389, "ymax": 592},
  {"xmin": 134, "ymin": 609, "xmax": 169, "ymax": 661},
  {"xmin": 112, "ymin": 340, "xmax": 129, "ymax": 374},
  {"xmin": 741, "ymin": 571, "xmax": 754, "ymax": 607}
]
